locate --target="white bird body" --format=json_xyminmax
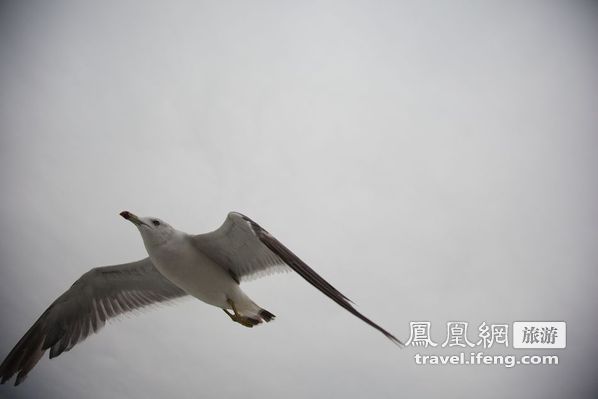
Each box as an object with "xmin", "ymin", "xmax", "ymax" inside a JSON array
[{"xmin": 145, "ymin": 230, "xmax": 258, "ymax": 316}]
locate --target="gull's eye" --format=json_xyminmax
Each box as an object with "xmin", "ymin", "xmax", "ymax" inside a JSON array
[{"xmin": 152, "ymin": 220, "xmax": 160, "ymax": 226}]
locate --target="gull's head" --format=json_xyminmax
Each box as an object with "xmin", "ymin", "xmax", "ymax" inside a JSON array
[{"xmin": 120, "ymin": 211, "xmax": 176, "ymax": 247}]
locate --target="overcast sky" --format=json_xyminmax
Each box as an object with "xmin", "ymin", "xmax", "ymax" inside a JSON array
[{"xmin": 1, "ymin": 1, "xmax": 597, "ymax": 398}]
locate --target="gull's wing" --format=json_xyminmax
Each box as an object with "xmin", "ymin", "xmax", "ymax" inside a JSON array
[
  {"xmin": 0, "ymin": 258, "xmax": 187, "ymax": 386},
  {"xmin": 193, "ymin": 212, "xmax": 402, "ymax": 345},
  {"xmin": 192, "ymin": 212, "xmax": 289, "ymax": 283}
]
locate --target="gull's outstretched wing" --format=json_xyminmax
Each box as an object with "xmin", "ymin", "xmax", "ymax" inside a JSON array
[
  {"xmin": 193, "ymin": 212, "xmax": 289, "ymax": 283},
  {"xmin": 193, "ymin": 212, "xmax": 402, "ymax": 345},
  {"xmin": 0, "ymin": 258, "xmax": 187, "ymax": 386}
]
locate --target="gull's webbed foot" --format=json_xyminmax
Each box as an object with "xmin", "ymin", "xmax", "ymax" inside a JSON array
[{"xmin": 223, "ymin": 299, "xmax": 260, "ymax": 328}]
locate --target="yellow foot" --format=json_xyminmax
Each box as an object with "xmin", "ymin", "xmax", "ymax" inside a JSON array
[{"xmin": 223, "ymin": 300, "xmax": 259, "ymax": 328}]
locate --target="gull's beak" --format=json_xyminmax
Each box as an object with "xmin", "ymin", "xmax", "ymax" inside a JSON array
[{"xmin": 120, "ymin": 211, "xmax": 149, "ymax": 227}]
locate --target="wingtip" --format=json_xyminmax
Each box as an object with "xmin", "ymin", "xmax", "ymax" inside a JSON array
[
  {"xmin": 0, "ymin": 366, "xmax": 14, "ymax": 385},
  {"xmin": 386, "ymin": 333, "xmax": 406, "ymax": 348},
  {"xmin": 14, "ymin": 374, "xmax": 25, "ymax": 386}
]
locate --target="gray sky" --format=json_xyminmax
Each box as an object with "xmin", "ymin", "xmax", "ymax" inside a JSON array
[{"xmin": 1, "ymin": 1, "xmax": 597, "ymax": 398}]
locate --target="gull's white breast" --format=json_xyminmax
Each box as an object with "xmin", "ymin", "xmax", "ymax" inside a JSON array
[{"xmin": 146, "ymin": 235, "xmax": 236, "ymax": 308}]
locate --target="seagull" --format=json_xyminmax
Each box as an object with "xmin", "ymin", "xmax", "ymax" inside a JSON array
[{"xmin": 0, "ymin": 211, "xmax": 402, "ymax": 385}]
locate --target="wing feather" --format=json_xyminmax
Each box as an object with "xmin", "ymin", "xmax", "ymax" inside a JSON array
[
  {"xmin": 193, "ymin": 214, "xmax": 290, "ymax": 281},
  {"xmin": 0, "ymin": 258, "xmax": 186, "ymax": 385}
]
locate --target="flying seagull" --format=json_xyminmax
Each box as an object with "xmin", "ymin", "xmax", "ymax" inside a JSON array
[{"xmin": 0, "ymin": 211, "xmax": 402, "ymax": 385}]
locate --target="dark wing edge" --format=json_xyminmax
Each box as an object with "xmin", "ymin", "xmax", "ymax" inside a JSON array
[
  {"xmin": 239, "ymin": 213, "xmax": 404, "ymax": 347},
  {"xmin": 0, "ymin": 258, "xmax": 187, "ymax": 386}
]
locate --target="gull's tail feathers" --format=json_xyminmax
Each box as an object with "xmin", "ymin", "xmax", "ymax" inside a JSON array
[
  {"xmin": 258, "ymin": 308, "xmax": 276, "ymax": 323},
  {"xmin": 241, "ymin": 307, "xmax": 276, "ymax": 326}
]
